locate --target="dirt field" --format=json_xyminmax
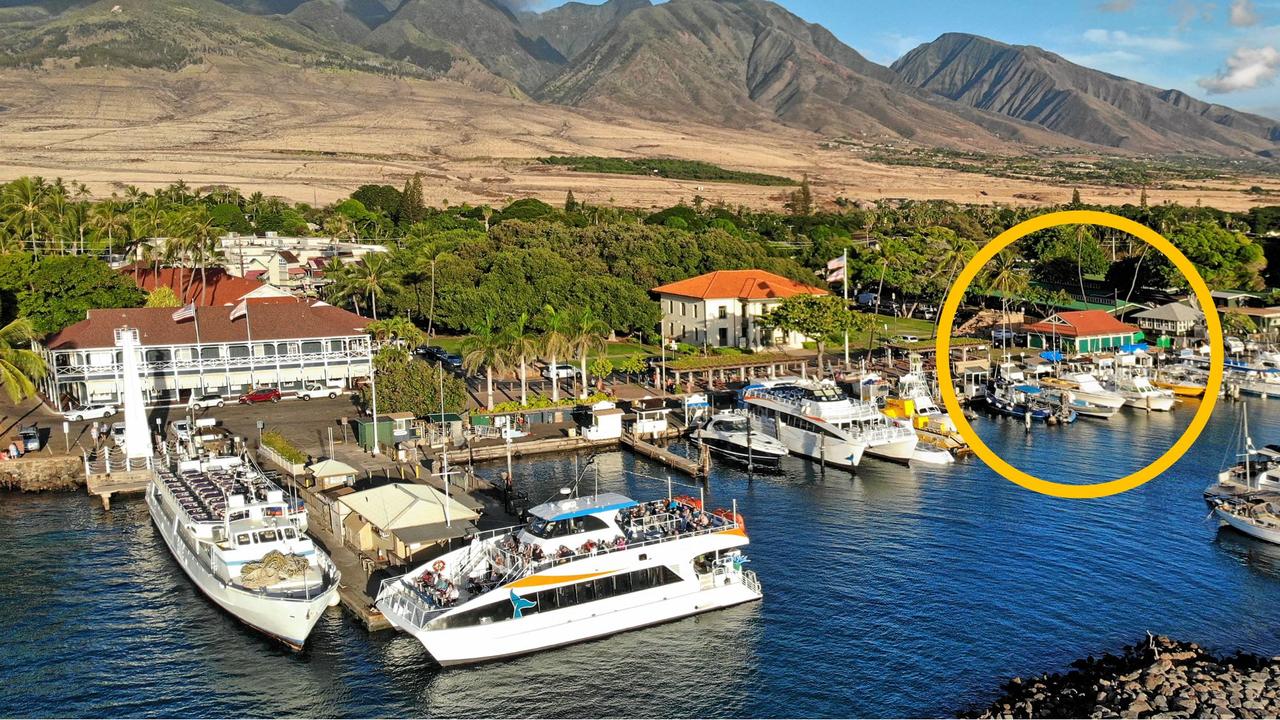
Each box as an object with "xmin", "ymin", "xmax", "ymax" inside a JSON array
[{"xmin": 1, "ymin": 60, "xmax": 1277, "ymax": 211}]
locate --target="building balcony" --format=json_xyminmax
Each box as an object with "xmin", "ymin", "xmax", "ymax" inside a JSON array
[{"xmin": 53, "ymin": 348, "xmax": 370, "ymax": 378}]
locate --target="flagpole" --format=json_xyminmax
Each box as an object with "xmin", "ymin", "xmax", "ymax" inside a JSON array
[
  {"xmin": 194, "ymin": 306, "xmax": 205, "ymax": 395},
  {"xmin": 842, "ymin": 247, "xmax": 850, "ymax": 368},
  {"xmin": 245, "ymin": 301, "xmax": 254, "ymax": 393}
]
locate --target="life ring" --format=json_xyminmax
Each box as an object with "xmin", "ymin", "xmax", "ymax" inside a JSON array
[{"xmin": 432, "ymin": 559, "xmax": 446, "ymax": 573}]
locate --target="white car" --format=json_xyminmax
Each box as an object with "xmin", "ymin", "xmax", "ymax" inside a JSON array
[
  {"xmin": 170, "ymin": 420, "xmax": 192, "ymax": 443},
  {"xmin": 63, "ymin": 404, "xmax": 117, "ymax": 422},
  {"xmin": 110, "ymin": 422, "xmax": 127, "ymax": 445},
  {"xmin": 295, "ymin": 382, "xmax": 343, "ymax": 401},
  {"xmin": 187, "ymin": 393, "xmax": 225, "ymax": 410},
  {"xmin": 541, "ymin": 363, "xmax": 580, "ymax": 380}
]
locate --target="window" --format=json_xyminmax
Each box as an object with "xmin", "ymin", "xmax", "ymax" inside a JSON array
[
  {"xmin": 301, "ymin": 341, "xmax": 322, "ymax": 355},
  {"xmin": 258, "ymin": 529, "xmax": 278, "ymax": 543},
  {"xmin": 718, "ymin": 328, "xmax": 728, "ymax": 346},
  {"xmin": 329, "ymin": 340, "xmax": 345, "ymax": 352},
  {"xmin": 681, "ymin": 303, "xmax": 687, "ymax": 317},
  {"xmin": 229, "ymin": 345, "xmax": 250, "ymax": 359},
  {"xmin": 283, "ymin": 528, "xmax": 296, "ymax": 540},
  {"xmin": 718, "ymin": 306, "xmax": 727, "ymax": 319},
  {"xmin": 200, "ymin": 346, "xmax": 220, "ymax": 360},
  {"xmin": 236, "ymin": 533, "xmax": 251, "ymax": 545}
]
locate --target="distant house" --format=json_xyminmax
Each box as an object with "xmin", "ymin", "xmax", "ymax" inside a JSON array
[
  {"xmin": 120, "ymin": 265, "xmax": 289, "ymax": 306},
  {"xmin": 1226, "ymin": 306, "xmax": 1280, "ymax": 336},
  {"xmin": 1133, "ymin": 302, "xmax": 1205, "ymax": 341},
  {"xmin": 652, "ymin": 270, "xmax": 827, "ymax": 350},
  {"xmin": 1023, "ymin": 310, "xmax": 1144, "ymax": 353},
  {"xmin": 1211, "ymin": 290, "xmax": 1262, "ymax": 309}
]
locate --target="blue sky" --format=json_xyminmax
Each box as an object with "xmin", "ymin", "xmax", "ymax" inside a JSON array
[{"xmin": 534, "ymin": 0, "xmax": 1280, "ymax": 118}]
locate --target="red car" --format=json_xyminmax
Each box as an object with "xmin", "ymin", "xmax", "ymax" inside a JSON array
[{"xmin": 238, "ymin": 387, "xmax": 282, "ymax": 404}]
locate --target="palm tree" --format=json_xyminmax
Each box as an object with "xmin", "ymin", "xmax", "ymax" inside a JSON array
[
  {"xmin": 567, "ymin": 307, "xmax": 609, "ymax": 399},
  {"xmin": 348, "ymin": 253, "xmax": 398, "ymax": 320},
  {"xmin": 89, "ymin": 199, "xmax": 132, "ymax": 254},
  {"xmin": 2, "ymin": 177, "xmax": 51, "ymax": 255},
  {"xmin": 367, "ymin": 316, "xmax": 425, "ymax": 349},
  {"xmin": 0, "ymin": 318, "xmax": 47, "ymax": 404},
  {"xmin": 462, "ymin": 312, "xmax": 508, "ymax": 411},
  {"xmin": 182, "ymin": 207, "xmax": 222, "ymax": 306},
  {"xmin": 538, "ymin": 304, "xmax": 573, "ymax": 403},
  {"xmin": 502, "ymin": 312, "xmax": 539, "ymax": 407},
  {"xmin": 928, "ymin": 233, "xmax": 978, "ymax": 339}
]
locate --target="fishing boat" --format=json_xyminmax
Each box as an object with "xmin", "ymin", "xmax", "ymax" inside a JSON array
[
  {"xmin": 1039, "ymin": 372, "xmax": 1126, "ymax": 409},
  {"xmin": 1204, "ymin": 405, "xmax": 1280, "ymax": 502},
  {"xmin": 1109, "ymin": 372, "xmax": 1177, "ymax": 412},
  {"xmin": 1152, "ymin": 366, "xmax": 1207, "ymax": 398},
  {"xmin": 982, "ymin": 382, "xmax": 1076, "ymax": 424},
  {"xmin": 1038, "ymin": 387, "xmax": 1120, "ymax": 419},
  {"xmin": 375, "ymin": 489, "xmax": 762, "ymax": 666},
  {"xmin": 146, "ymin": 451, "xmax": 341, "ymax": 649},
  {"xmin": 692, "ymin": 412, "xmax": 788, "ymax": 472},
  {"xmin": 1212, "ymin": 496, "xmax": 1280, "ymax": 545},
  {"xmin": 881, "ymin": 353, "xmax": 970, "ymax": 457},
  {"xmin": 741, "ymin": 378, "xmax": 917, "ymax": 465}
]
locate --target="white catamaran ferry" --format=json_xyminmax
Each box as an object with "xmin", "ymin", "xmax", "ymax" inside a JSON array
[
  {"xmin": 146, "ymin": 453, "xmax": 340, "ymax": 649},
  {"xmin": 375, "ymin": 491, "xmax": 761, "ymax": 666},
  {"xmin": 740, "ymin": 378, "xmax": 918, "ymax": 467}
]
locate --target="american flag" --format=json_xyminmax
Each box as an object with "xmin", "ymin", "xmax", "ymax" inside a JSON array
[
  {"xmin": 229, "ymin": 299, "xmax": 248, "ymax": 322},
  {"xmin": 171, "ymin": 303, "xmax": 196, "ymax": 322}
]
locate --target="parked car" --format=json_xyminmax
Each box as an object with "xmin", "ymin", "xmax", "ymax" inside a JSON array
[
  {"xmin": 895, "ymin": 335, "xmax": 921, "ymax": 344},
  {"xmin": 18, "ymin": 425, "xmax": 40, "ymax": 452},
  {"xmin": 110, "ymin": 422, "xmax": 127, "ymax": 445},
  {"xmin": 170, "ymin": 420, "xmax": 192, "ymax": 443},
  {"xmin": 187, "ymin": 393, "xmax": 225, "ymax": 410},
  {"xmin": 442, "ymin": 353, "xmax": 464, "ymax": 370},
  {"xmin": 542, "ymin": 363, "xmax": 580, "ymax": 380},
  {"xmin": 238, "ymin": 387, "xmax": 282, "ymax": 404},
  {"xmin": 418, "ymin": 345, "xmax": 446, "ymax": 361},
  {"xmin": 295, "ymin": 382, "xmax": 342, "ymax": 401},
  {"xmin": 62, "ymin": 404, "xmax": 117, "ymax": 422}
]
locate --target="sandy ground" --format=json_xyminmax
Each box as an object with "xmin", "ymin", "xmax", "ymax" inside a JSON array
[{"xmin": 0, "ymin": 61, "xmax": 1277, "ymax": 211}]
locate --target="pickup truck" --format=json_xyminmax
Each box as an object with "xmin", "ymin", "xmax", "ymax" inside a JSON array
[{"xmin": 295, "ymin": 383, "xmax": 343, "ymax": 401}]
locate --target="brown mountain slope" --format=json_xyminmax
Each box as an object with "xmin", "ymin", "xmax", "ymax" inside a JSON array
[
  {"xmin": 518, "ymin": 0, "xmax": 651, "ymax": 61},
  {"xmin": 892, "ymin": 33, "xmax": 1280, "ymax": 156},
  {"xmin": 536, "ymin": 0, "xmax": 1061, "ymax": 149}
]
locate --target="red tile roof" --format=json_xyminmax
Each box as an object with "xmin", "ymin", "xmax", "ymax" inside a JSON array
[
  {"xmin": 652, "ymin": 270, "xmax": 827, "ymax": 300},
  {"xmin": 1023, "ymin": 310, "xmax": 1139, "ymax": 338},
  {"xmin": 120, "ymin": 265, "xmax": 266, "ymax": 306},
  {"xmin": 44, "ymin": 299, "xmax": 371, "ymax": 350}
]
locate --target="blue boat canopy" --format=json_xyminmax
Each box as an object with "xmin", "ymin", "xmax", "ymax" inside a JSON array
[
  {"xmin": 1014, "ymin": 384, "xmax": 1042, "ymax": 394},
  {"xmin": 528, "ymin": 492, "xmax": 638, "ymax": 522},
  {"xmin": 1119, "ymin": 343, "xmax": 1149, "ymax": 353},
  {"xmin": 1039, "ymin": 351, "xmax": 1064, "ymax": 362}
]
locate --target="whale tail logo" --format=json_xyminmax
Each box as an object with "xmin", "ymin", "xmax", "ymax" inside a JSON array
[{"xmin": 510, "ymin": 590, "xmax": 536, "ymax": 619}]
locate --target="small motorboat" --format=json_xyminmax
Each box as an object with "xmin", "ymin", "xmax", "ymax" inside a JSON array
[{"xmin": 693, "ymin": 412, "xmax": 788, "ymax": 472}]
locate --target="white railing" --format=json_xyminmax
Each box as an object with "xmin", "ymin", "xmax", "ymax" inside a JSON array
[{"xmin": 55, "ymin": 348, "xmax": 370, "ymax": 377}]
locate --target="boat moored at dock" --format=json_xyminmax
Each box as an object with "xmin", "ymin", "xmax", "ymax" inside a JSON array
[
  {"xmin": 375, "ymin": 491, "xmax": 761, "ymax": 666},
  {"xmin": 692, "ymin": 411, "xmax": 788, "ymax": 472}
]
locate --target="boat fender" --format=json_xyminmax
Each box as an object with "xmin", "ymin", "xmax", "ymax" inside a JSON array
[{"xmin": 432, "ymin": 559, "xmax": 446, "ymax": 573}]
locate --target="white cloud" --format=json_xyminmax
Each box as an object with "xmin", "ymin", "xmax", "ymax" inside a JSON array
[
  {"xmin": 1082, "ymin": 28, "xmax": 1191, "ymax": 51},
  {"xmin": 1230, "ymin": 0, "xmax": 1260, "ymax": 26},
  {"xmin": 1198, "ymin": 45, "xmax": 1280, "ymax": 92},
  {"xmin": 1172, "ymin": 0, "xmax": 1218, "ymax": 31}
]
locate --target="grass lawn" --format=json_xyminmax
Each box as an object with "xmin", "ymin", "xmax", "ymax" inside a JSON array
[{"xmin": 844, "ymin": 314, "xmax": 941, "ymax": 351}]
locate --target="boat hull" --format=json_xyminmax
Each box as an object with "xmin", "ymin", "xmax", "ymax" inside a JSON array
[
  {"xmin": 146, "ymin": 484, "xmax": 337, "ymax": 649},
  {"xmin": 694, "ymin": 436, "xmax": 786, "ymax": 471},
  {"xmin": 1120, "ymin": 394, "xmax": 1176, "ymax": 412},
  {"xmin": 1153, "ymin": 380, "xmax": 1205, "ymax": 398},
  {"xmin": 1215, "ymin": 506, "xmax": 1280, "ymax": 545},
  {"xmin": 864, "ymin": 436, "xmax": 919, "ymax": 464},
  {"xmin": 407, "ymin": 576, "xmax": 762, "ymax": 667}
]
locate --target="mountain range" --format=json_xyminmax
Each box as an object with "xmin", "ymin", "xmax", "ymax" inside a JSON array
[{"xmin": 0, "ymin": 0, "xmax": 1277, "ymax": 159}]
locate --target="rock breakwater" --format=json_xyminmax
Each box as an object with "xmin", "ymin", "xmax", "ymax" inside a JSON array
[{"xmin": 969, "ymin": 635, "xmax": 1280, "ymax": 718}]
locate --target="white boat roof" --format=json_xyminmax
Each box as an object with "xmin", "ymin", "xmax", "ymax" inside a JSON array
[{"xmin": 528, "ymin": 492, "xmax": 637, "ymax": 522}]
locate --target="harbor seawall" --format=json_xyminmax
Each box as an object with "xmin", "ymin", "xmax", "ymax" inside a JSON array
[
  {"xmin": 0, "ymin": 455, "xmax": 84, "ymax": 492},
  {"xmin": 968, "ymin": 635, "xmax": 1280, "ymax": 718}
]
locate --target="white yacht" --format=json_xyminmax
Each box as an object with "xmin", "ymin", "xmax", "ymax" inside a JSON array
[
  {"xmin": 376, "ymin": 492, "xmax": 761, "ymax": 666},
  {"xmin": 1109, "ymin": 372, "xmax": 1177, "ymax": 412},
  {"xmin": 741, "ymin": 378, "xmax": 918, "ymax": 466},
  {"xmin": 693, "ymin": 412, "xmax": 789, "ymax": 471},
  {"xmin": 882, "ymin": 354, "xmax": 970, "ymax": 458},
  {"xmin": 1205, "ymin": 406, "xmax": 1280, "ymax": 502},
  {"xmin": 1040, "ymin": 372, "xmax": 1126, "ymax": 409},
  {"xmin": 146, "ymin": 453, "xmax": 340, "ymax": 649},
  {"xmin": 1213, "ymin": 496, "xmax": 1280, "ymax": 545}
]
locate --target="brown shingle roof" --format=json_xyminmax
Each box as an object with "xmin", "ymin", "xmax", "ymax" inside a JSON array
[
  {"xmin": 44, "ymin": 300, "xmax": 371, "ymax": 350},
  {"xmin": 652, "ymin": 270, "xmax": 827, "ymax": 300}
]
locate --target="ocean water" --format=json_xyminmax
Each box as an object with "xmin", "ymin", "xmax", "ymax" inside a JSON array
[{"xmin": 3, "ymin": 399, "xmax": 1280, "ymax": 718}]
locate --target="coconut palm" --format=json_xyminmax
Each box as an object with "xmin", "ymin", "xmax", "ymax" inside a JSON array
[
  {"xmin": 0, "ymin": 318, "xmax": 48, "ymax": 404},
  {"xmin": 538, "ymin": 304, "xmax": 573, "ymax": 403},
  {"xmin": 183, "ymin": 207, "xmax": 223, "ymax": 306},
  {"xmin": 502, "ymin": 312, "xmax": 539, "ymax": 407},
  {"xmin": 89, "ymin": 198, "xmax": 132, "ymax": 254},
  {"xmin": 2, "ymin": 177, "xmax": 51, "ymax": 255},
  {"xmin": 348, "ymin": 253, "xmax": 398, "ymax": 320},
  {"xmin": 567, "ymin": 307, "xmax": 609, "ymax": 399},
  {"xmin": 367, "ymin": 316, "xmax": 425, "ymax": 349},
  {"xmin": 462, "ymin": 311, "xmax": 509, "ymax": 411}
]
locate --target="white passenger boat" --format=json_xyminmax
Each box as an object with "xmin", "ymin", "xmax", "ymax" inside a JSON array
[
  {"xmin": 740, "ymin": 378, "xmax": 917, "ymax": 466},
  {"xmin": 692, "ymin": 411, "xmax": 789, "ymax": 471},
  {"xmin": 881, "ymin": 353, "xmax": 970, "ymax": 458},
  {"xmin": 376, "ymin": 492, "xmax": 762, "ymax": 666},
  {"xmin": 146, "ymin": 453, "xmax": 340, "ymax": 649}
]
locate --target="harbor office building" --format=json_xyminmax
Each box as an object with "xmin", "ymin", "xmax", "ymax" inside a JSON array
[
  {"xmin": 36, "ymin": 299, "xmax": 372, "ymax": 410},
  {"xmin": 652, "ymin": 270, "xmax": 828, "ymax": 350},
  {"xmin": 1023, "ymin": 310, "xmax": 1144, "ymax": 353}
]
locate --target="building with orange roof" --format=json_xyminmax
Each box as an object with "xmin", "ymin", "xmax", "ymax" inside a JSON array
[
  {"xmin": 1022, "ymin": 310, "xmax": 1144, "ymax": 353},
  {"xmin": 119, "ymin": 264, "xmax": 292, "ymax": 306},
  {"xmin": 651, "ymin": 270, "xmax": 828, "ymax": 350}
]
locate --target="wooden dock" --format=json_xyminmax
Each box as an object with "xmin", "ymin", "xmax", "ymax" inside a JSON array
[
  {"xmin": 620, "ymin": 431, "xmax": 710, "ymax": 480},
  {"xmin": 86, "ymin": 469, "xmax": 151, "ymax": 510}
]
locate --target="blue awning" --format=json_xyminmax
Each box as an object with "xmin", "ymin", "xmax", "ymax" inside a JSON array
[
  {"xmin": 1119, "ymin": 343, "xmax": 1149, "ymax": 353},
  {"xmin": 1039, "ymin": 351, "xmax": 1064, "ymax": 362},
  {"xmin": 1014, "ymin": 385, "xmax": 1042, "ymax": 394}
]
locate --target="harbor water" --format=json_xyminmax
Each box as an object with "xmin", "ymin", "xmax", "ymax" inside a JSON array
[{"xmin": 4, "ymin": 400, "xmax": 1280, "ymax": 717}]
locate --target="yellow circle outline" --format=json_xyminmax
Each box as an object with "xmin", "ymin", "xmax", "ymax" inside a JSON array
[{"xmin": 935, "ymin": 210, "xmax": 1224, "ymax": 499}]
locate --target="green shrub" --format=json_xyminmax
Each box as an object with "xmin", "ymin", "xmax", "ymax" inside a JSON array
[{"xmin": 261, "ymin": 430, "xmax": 306, "ymax": 465}]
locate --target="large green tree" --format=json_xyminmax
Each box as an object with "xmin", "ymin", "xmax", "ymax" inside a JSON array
[
  {"xmin": 358, "ymin": 347, "xmax": 466, "ymax": 416},
  {"xmin": 19, "ymin": 256, "xmax": 146, "ymax": 335},
  {"xmin": 762, "ymin": 295, "xmax": 871, "ymax": 364}
]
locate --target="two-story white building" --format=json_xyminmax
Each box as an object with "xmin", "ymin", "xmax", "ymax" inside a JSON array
[
  {"xmin": 652, "ymin": 270, "xmax": 828, "ymax": 350},
  {"xmin": 37, "ymin": 299, "xmax": 373, "ymax": 409}
]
